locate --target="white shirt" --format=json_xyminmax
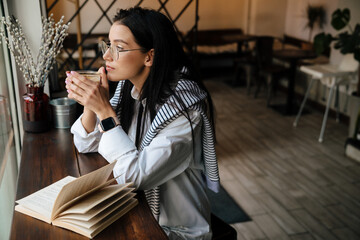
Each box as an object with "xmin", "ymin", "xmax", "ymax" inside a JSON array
[{"xmin": 71, "ymin": 87, "xmax": 212, "ymax": 240}]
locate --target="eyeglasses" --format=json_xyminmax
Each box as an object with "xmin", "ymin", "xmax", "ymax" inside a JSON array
[{"xmin": 99, "ymin": 41, "xmax": 145, "ymax": 61}]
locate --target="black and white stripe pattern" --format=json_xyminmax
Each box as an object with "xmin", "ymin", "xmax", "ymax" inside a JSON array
[{"xmin": 112, "ymin": 79, "xmax": 220, "ymax": 220}]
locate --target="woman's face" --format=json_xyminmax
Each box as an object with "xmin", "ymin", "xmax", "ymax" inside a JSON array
[{"xmin": 103, "ymin": 23, "xmax": 149, "ymax": 84}]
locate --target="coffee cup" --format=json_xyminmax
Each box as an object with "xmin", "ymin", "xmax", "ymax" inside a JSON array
[{"xmin": 76, "ymin": 70, "xmax": 101, "ymax": 83}]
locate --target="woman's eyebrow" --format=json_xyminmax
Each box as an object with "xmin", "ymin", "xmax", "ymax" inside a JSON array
[{"xmin": 112, "ymin": 39, "xmax": 128, "ymax": 45}]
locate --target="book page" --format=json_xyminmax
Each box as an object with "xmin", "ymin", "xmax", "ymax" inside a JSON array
[
  {"xmin": 53, "ymin": 177, "xmax": 117, "ymax": 219},
  {"xmin": 15, "ymin": 176, "xmax": 76, "ymax": 221},
  {"xmin": 15, "ymin": 205, "xmax": 52, "ymax": 224},
  {"xmin": 59, "ymin": 183, "xmax": 133, "ymax": 216},
  {"xmin": 56, "ymin": 192, "xmax": 136, "ymax": 228},
  {"xmin": 90, "ymin": 198, "xmax": 138, "ymax": 238},
  {"xmin": 51, "ymin": 161, "xmax": 116, "ymax": 220},
  {"xmin": 81, "ymin": 193, "xmax": 136, "ymax": 228},
  {"xmin": 52, "ymin": 198, "xmax": 138, "ymax": 239}
]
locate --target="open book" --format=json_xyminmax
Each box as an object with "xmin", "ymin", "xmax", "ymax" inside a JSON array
[{"xmin": 15, "ymin": 161, "xmax": 138, "ymax": 239}]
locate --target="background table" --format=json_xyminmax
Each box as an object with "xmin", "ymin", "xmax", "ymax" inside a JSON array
[
  {"xmin": 10, "ymin": 129, "xmax": 168, "ymax": 240},
  {"xmin": 273, "ymin": 49, "xmax": 317, "ymax": 115},
  {"xmin": 220, "ymin": 34, "xmax": 257, "ymax": 55}
]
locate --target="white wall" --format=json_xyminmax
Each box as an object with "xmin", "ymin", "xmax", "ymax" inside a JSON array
[
  {"xmin": 248, "ymin": 0, "xmax": 288, "ymax": 37},
  {"xmin": 285, "ymin": 0, "xmax": 339, "ymax": 42},
  {"xmin": 7, "ymin": 0, "xmax": 42, "ymax": 57},
  {"xmin": 51, "ymin": 0, "xmax": 200, "ymax": 34},
  {"xmin": 338, "ymin": 0, "xmax": 360, "ymax": 26},
  {"xmin": 50, "ymin": 0, "xmax": 248, "ymax": 34},
  {"xmin": 50, "ymin": 0, "xmax": 297, "ymax": 37},
  {"xmin": 198, "ymin": 0, "xmax": 247, "ymax": 30}
]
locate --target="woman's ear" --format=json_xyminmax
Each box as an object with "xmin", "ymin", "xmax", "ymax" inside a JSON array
[{"xmin": 144, "ymin": 49, "xmax": 154, "ymax": 67}]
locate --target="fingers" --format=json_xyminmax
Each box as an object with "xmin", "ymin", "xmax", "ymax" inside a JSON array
[
  {"xmin": 67, "ymin": 71, "xmax": 100, "ymax": 88},
  {"xmin": 65, "ymin": 72, "xmax": 85, "ymax": 97},
  {"xmin": 66, "ymin": 71, "xmax": 99, "ymax": 96},
  {"xmin": 65, "ymin": 76, "xmax": 82, "ymax": 105},
  {"xmin": 65, "ymin": 70, "xmax": 104, "ymax": 108},
  {"xmin": 68, "ymin": 71, "xmax": 88, "ymax": 88},
  {"xmin": 98, "ymin": 67, "xmax": 108, "ymax": 88},
  {"xmin": 66, "ymin": 87, "xmax": 82, "ymax": 105}
]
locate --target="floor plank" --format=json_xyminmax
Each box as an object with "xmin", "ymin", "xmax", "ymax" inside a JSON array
[
  {"xmin": 287, "ymin": 189, "xmax": 344, "ymax": 229},
  {"xmin": 232, "ymin": 221, "xmax": 268, "ymax": 240},
  {"xmin": 290, "ymin": 209, "xmax": 338, "ymax": 240},
  {"xmin": 229, "ymin": 164, "xmax": 265, "ymax": 194},
  {"xmin": 204, "ymin": 79, "xmax": 360, "ymax": 240},
  {"xmin": 221, "ymin": 180, "xmax": 267, "ymax": 216},
  {"xmin": 253, "ymin": 214, "xmax": 291, "ymax": 240},
  {"xmin": 327, "ymin": 186, "xmax": 360, "ymax": 216},
  {"xmin": 288, "ymin": 172, "xmax": 339, "ymax": 206},
  {"xmin": 332, "ymin": 228, "xmax": 360, "ymax": 240},
  {"xmin": 290, "ymin": 233, "xmax": 315, "ymax": 240},
  {"xmin": 256, "ymin": 177, "xmax": 301, "ymax": 210},
  {"xmin": 253, "ymin": 192, "xmax": 307, "ymax": 235},
  {"xmin": 327, "ymin": 204, "xmax": 360, "ymax": 236}
]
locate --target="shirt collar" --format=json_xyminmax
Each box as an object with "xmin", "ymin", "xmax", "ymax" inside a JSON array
[{"xmin": 131, "ymin": 86, "xmax": 147, "ymax": 106}]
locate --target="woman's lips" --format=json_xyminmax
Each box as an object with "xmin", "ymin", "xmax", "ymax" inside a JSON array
[{"xmin": 106, "ymin": 65, "xmax": 114, "ymax": 71}]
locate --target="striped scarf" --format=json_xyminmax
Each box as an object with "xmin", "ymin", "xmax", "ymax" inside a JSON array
[{"xmin": 113, "ymin": 79, "xmax": 220, "ymax": 220}]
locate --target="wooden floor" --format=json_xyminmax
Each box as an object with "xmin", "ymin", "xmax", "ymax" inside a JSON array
[{"xmin": 205, "ymin": 79, "xmax": 360, "ymax": 240}]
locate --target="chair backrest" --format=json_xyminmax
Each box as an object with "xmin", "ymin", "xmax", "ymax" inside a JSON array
[
  {"xmin": 339, "ymin": 54, "xmax": 359, "ymax": 72},
  {"xmin": 185, "ymin": 28, "xmax": 243, "ymax": 46},
  {"xmin": 255, "ymin": 36, "xmax": 274, "ymax": 68}
]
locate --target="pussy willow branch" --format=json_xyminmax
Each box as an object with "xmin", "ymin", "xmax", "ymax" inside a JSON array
[{"xmin": 0, "ymin": 14, "xmax": 70, "ymax": 87}]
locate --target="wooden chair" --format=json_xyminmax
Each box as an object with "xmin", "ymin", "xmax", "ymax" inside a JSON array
[
  {"xmin": 211, "ymin": 213, "xmax": 237, "ymax": 240},
  {"xmin": 254, "ymin": 36, "xmax": 289, "ymax": 106},
  {"xmin": 233, "ymin": 46, "xmax": 257, "ymax": 93}
]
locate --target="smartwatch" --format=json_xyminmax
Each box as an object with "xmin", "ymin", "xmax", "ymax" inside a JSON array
[{"xmin": 98, "ymin": 116, "xmax": 120, "ymax": 133}]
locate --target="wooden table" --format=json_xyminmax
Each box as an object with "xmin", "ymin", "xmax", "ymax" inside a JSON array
[
  {"xmin": 10, "ymin": 129, "xmax": 168, "ymax": 240},
  {"xmin": 220, "ymin": 34, "xmax": 257, "ymax": 55},
  {"xmin": 220, "ymin": 34, "xmax": 257, "ymax": 86},
  {"xmin": 273, "ymin": 49, "xmax": 317, "ymax": 115}
]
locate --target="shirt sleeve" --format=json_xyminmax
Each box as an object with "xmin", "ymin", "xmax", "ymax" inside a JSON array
[
  {"xmin": 70, "ymin": 115, "xmax": 102, "ymax": 153},
  {"xmin": 71, "ymin": 85, "xmax": 122, "ymax": 153},
  {"xmin": 98, "ymin": 110, "xmax": 202, "ymax": 190}
]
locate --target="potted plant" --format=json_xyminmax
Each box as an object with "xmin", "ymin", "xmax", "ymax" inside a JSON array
[
  {"xmin": 0, "ymin": 14, "xmax": 70, "ymax": 132},
  {"xmin": 305, "ymin": 5, "xmax": 326, "ymax": 42},
  {"xmin": 314, "ymin": 8, "xmax": 360, "ymax": 92},
  {"xmin": 314, "ymin": 8, "xmax": 360, "ymax": 161}
]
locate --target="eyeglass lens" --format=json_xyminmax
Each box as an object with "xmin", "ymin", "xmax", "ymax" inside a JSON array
[{"xmin": 100, "ymin": 41, "xmax": 118, "ymax": 60}]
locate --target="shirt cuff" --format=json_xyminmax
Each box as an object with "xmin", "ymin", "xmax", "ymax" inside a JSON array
[
  {"xmin": 98, "ymin": 126, "xmax": 137, "ymax": 163},
  {"xmin": 71, "ymin": 115, "xmax": 100, "ymax": 138}
]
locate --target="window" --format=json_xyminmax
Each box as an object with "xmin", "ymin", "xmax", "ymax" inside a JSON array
[{"xmin": 0, "ymin": 2, "xmax": 21, "ymax": 239}]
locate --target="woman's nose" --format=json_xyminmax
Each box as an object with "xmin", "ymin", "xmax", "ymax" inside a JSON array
[{"xmin": 103, "ymin": 49, "xmax": 113, "ymax": 61}]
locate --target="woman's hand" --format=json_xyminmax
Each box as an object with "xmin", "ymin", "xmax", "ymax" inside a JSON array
[{"xmin": 65, "ymin": 67, "xmax": 115, "ymax": 120}]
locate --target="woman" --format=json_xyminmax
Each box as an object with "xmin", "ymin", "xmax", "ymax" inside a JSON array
[{"xmin": 66, "ymin": 7, "xmax": 219, "ymax": 240}]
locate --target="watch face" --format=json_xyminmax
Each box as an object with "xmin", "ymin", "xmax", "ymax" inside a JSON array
[{"xmin": 100, "ymin": 117, "xmax": 116, "ymax": 131}]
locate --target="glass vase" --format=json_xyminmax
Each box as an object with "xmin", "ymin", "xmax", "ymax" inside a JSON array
[{"xmin": 22, "ymin": 85, "xmax": 50, "ymax": 133}]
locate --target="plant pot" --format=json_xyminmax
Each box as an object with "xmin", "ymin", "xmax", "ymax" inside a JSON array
[
  {"xmin": 22, "ymin": 85, "xmax": 50, "ymax": 133},
  {"xmin": 348, "ymin": 93, "xmax": 360, "ymax": 138},
  {"xmin": 345, "ymin": 138, "xmax": 360, "ymax": 163}
]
